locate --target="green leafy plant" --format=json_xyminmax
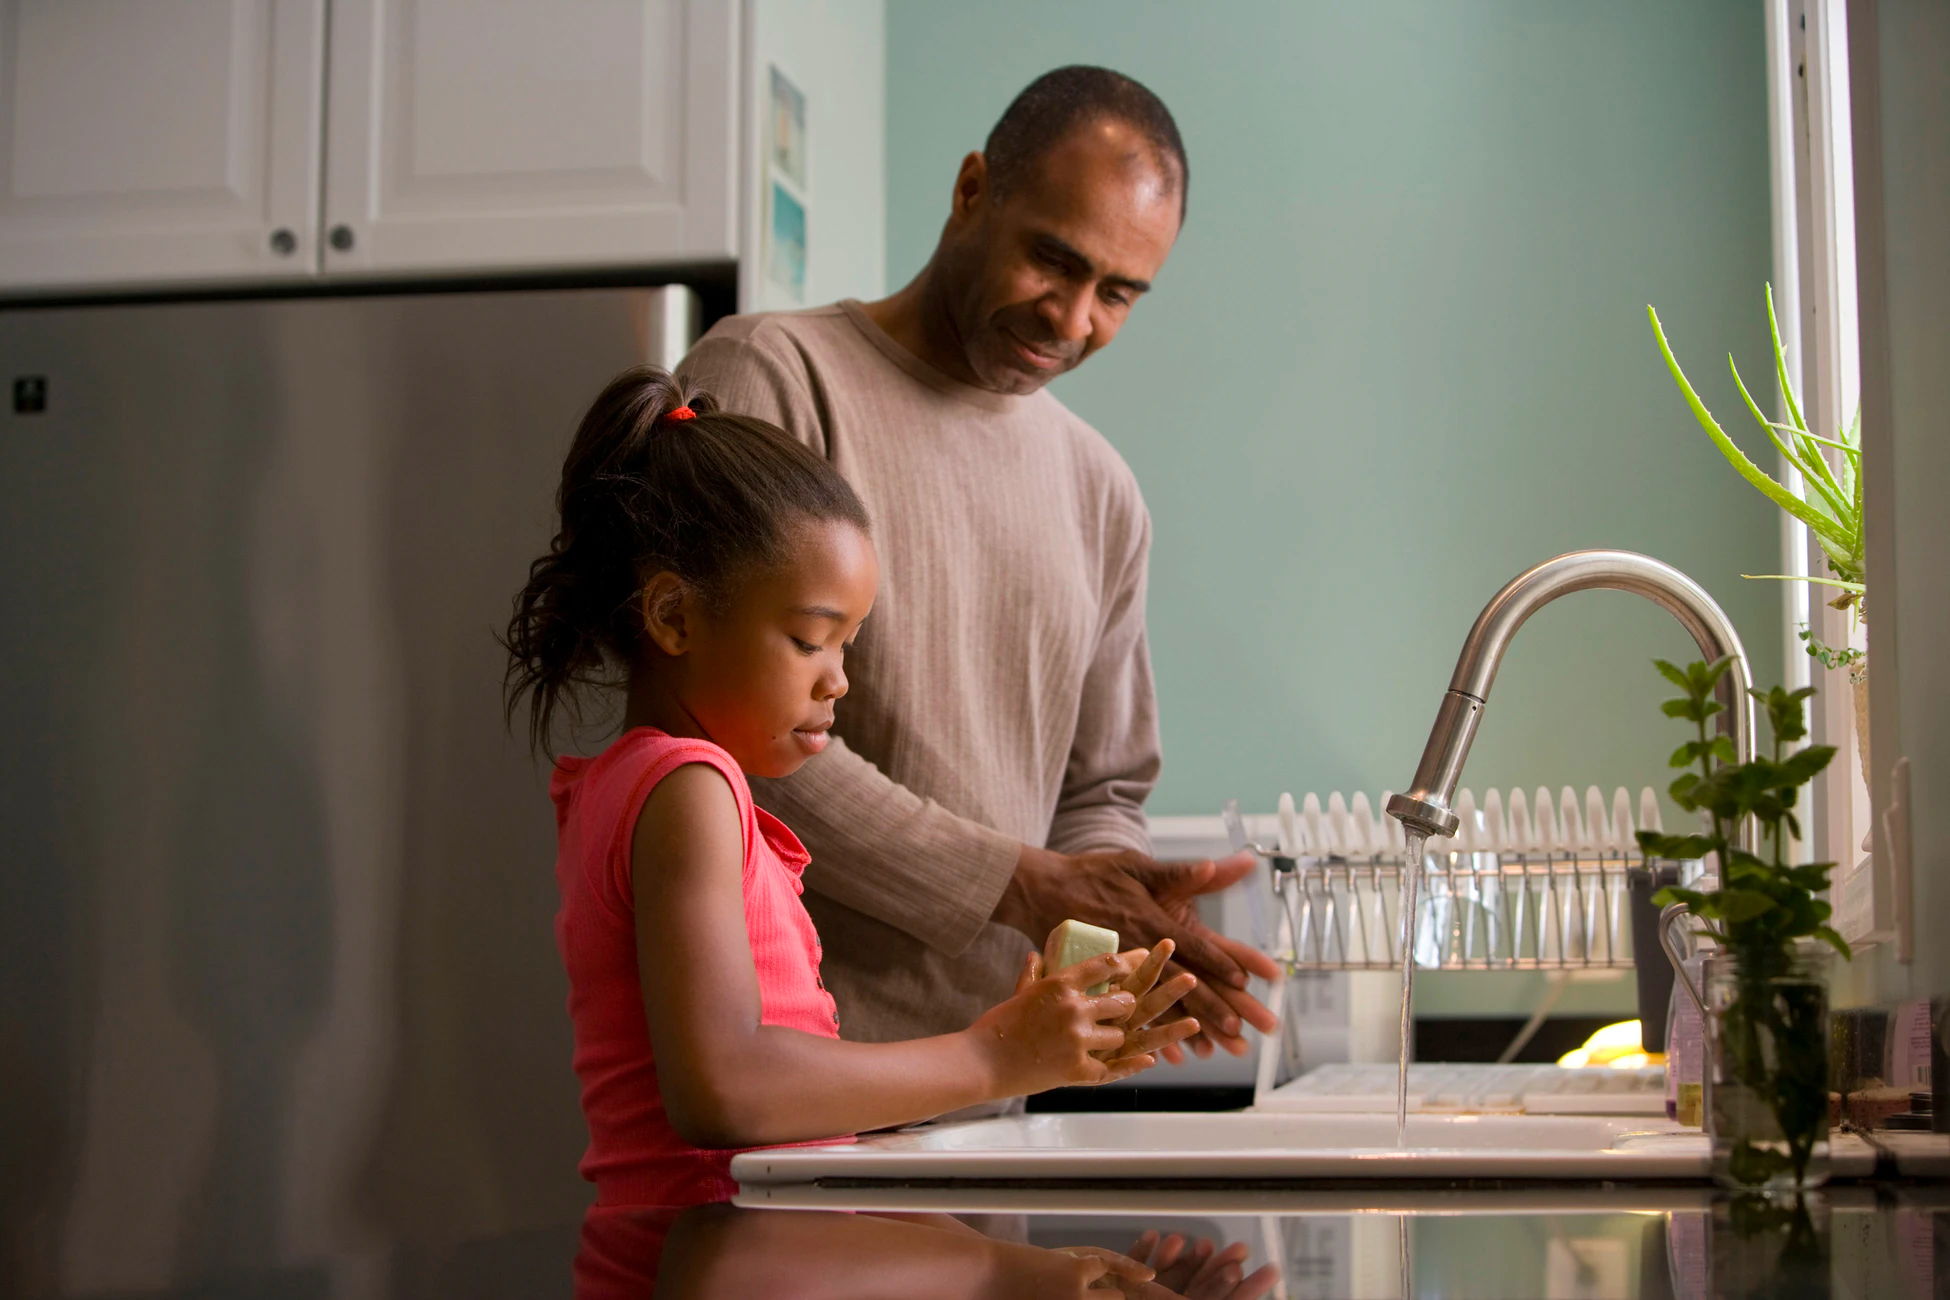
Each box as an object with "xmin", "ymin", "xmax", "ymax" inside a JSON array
[
  {"xmin": 1796, "ymin": 625, "xmax": 1863, "ymax": 673},
  {"xmin": 1641, "ymin": 656, "xmax": 1851, "ymax": 1189},
  {"xmin": 1648, "ymin": 287, "xmax": 1864, "ymax": 666}
]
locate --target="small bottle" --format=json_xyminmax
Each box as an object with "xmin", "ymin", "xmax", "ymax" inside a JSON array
[
  {"xmin": 1665, "ymin": 947, "xmax": 1707, "ymax": 1126},
  {"xmin": 1663, "ymin": 978, "xmax": 1682, "ymax": 1121}
]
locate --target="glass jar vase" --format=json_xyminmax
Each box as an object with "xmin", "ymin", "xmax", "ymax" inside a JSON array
[{"xmin": 1703, "ymin": 947, "xmax": 1832, "ymax": 1192}]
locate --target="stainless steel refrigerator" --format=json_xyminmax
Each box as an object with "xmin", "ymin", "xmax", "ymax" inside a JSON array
[{"xmin": 1, "ymin": 286, "xmax": 698, "ymax": 1294}]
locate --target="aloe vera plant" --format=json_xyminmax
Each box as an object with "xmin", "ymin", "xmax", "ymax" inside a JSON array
[{"xmin": 1647, "ymin": 287, "xmax": 1864, "ymax": 665}]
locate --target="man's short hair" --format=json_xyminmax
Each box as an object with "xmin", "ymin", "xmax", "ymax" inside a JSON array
[{"xmin": 983, "ymin": 66, "xmax": 1188, "ymax": 220}]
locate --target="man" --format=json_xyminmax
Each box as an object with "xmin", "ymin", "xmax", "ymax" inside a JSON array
[{"xmin": 678, "ymin": 66, "xmax": 1277, "ymax": 1065}]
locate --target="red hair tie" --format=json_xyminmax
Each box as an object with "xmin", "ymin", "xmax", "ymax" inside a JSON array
[{"xmin": 666, "ymin": 405, "xmax": 697, "ymax": 422}]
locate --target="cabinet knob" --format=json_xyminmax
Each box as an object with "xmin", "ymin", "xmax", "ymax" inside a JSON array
[
  {"xmin": 329, "ymin": 225, "xmax": 356, "ymax": 252},
  {"xmin": 269, "ymin": 228, "xmax": 297, "ymax": 256}
]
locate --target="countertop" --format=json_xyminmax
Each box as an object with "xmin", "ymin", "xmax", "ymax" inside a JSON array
[{"xmin": 30, "ymin": 1182, "xmax": 1943, "ymax": 1298}]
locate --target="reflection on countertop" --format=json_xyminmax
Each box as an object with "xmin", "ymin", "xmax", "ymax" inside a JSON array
[
  {"xmin": 604, "ymin": 1186, "xmax": 1946, "ymax": 1299},
  {"xmin": 581, "ymin": 1202, "xmax": 1281, "ymax": 1299},
  {"xmin": 15, "ymin": 1183, "xmax": 1947, "ymax": 1297}
]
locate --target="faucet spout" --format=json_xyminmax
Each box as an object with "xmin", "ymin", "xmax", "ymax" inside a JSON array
[{"xmin": 1385, "ymin": 550, "xmax": 1754, "ymax": 847}]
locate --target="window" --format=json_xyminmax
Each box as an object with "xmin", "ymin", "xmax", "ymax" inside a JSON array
[{"xmin": 1769, "ymin": 0, "xmax": 1881, "ymax": 942}]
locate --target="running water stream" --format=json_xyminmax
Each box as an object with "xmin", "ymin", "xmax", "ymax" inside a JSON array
[{"xmin": 1395, "ymin": 830, "xmax": 1428, "ymax": 1145}]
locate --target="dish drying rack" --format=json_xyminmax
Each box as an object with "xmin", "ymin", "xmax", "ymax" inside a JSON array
[{"xmin": 1222, "ymin": 786, "xmax": 1698, "ymax": 972}]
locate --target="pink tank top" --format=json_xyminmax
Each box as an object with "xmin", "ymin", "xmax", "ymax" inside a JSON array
[{"xmin": 551, "ymin": 728, "xmax": 846, "ymax": 1206}]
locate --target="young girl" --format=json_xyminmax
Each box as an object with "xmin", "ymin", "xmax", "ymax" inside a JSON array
[{"xmin": 507, "ymin": 367, "xmax": 1197, "ymax": 1208}]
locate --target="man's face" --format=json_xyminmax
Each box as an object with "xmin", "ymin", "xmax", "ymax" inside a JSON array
[{"xmin": 938, "ymin": 119, "xmax": 1181, "ymax": 395}]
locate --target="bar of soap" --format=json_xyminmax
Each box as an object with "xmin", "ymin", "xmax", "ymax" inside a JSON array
[{"xmin": 1044, "ymin": 919, "xmax": 1120, "ymax": 995}]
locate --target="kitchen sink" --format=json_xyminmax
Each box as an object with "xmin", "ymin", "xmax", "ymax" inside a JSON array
[{"xmin": 730, "ymin": 1110, "xmax": 1877, "ymax": 1186}]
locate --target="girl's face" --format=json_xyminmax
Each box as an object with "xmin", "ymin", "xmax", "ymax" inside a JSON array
[{"xmin": 669, "ymin": 518, "xmax": 878, "ymax": 779}]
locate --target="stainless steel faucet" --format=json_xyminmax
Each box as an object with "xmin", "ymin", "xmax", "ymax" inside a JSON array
[{"xmin": 1386, "ymin": 550, "xmax": 1754, "ymax": 846}]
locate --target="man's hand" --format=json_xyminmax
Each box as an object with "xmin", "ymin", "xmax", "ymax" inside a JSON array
[{"xmin": 995, "ymin": 847, "xmax": 1280, "ymax": 1061}]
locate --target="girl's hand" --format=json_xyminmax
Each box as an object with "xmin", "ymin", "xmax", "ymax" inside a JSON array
[
  {"xmin": 1046, "ymin": 1246, "xmax": 1156, "ymax": 1293},
  {"xmin": 970, "ymin": 949, "xmax": 1149, "ymax": 1096},
  {"xmin": 1097, "ymin": 938, "xmax": 1200, "ymax": 1072}
]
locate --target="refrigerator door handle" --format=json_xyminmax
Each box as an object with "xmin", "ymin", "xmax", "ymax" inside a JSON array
[{"xmin": 640, "ymin": 285, "xmax": 702, "ymax": 372}]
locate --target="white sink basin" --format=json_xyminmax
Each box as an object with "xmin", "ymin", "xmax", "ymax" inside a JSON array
[{"xmin": 731, "ymin": 1111, "xmax": 1875, "ymax": 1185}]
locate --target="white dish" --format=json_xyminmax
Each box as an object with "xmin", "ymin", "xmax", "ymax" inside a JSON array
[{"xmin": 729, "ymin": 1110, "xmax": 1877, "ymax": 1186}]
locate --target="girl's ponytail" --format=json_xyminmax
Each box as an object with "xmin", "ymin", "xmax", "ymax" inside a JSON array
[{"xmin": 504, "ymin": 365, "xmax": 867, "ymax": 754}]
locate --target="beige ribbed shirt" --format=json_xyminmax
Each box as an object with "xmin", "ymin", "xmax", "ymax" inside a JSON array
[{"xmin": 677, "ymin": 301, "xmax": 1160, "ymax": 1044}]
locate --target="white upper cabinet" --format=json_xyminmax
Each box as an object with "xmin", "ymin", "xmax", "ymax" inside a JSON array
[
  {"xmin": 0, "ymin": 0, "xmax": 326, "ymax": 292},
  {"xmin": 321, "ymin": 0, "xmax": 738, "ymax": 278},
  {"xmin": 0, "ymin": 1, "xmax": 880, "ymax": 296}
]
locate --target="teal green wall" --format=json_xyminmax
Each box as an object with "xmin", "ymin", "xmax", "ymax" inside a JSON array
[{"xmin": 886, "ymin": 1, "xmax": 1784, "ymax": 826}]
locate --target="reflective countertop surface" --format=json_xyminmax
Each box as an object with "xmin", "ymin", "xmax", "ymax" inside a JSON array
[{"xmin": 20, "ymin": 1184, "xmax": 1944, "ymax": 1298}]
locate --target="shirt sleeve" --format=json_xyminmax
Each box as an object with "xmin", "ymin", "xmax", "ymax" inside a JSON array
[
  {"xmin": 677, "ymin": 324, "xmax": 1025, "ymax": 957},
  {"xmin": 752, "ymin": 737, "xmax": 1022, "ymax": 957},
  {"xmin": 1044, "ymin": 482, "xmax": 1161, "ymax": 858}
]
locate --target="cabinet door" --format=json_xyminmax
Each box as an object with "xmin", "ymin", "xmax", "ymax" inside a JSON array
[
  {"xmin": 322, "ymin": 0, "xmax": 738, "ymax": 278},
  {"xmin": 0, "ymin": 0, "xmax": 324, "ymax": 294}
]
